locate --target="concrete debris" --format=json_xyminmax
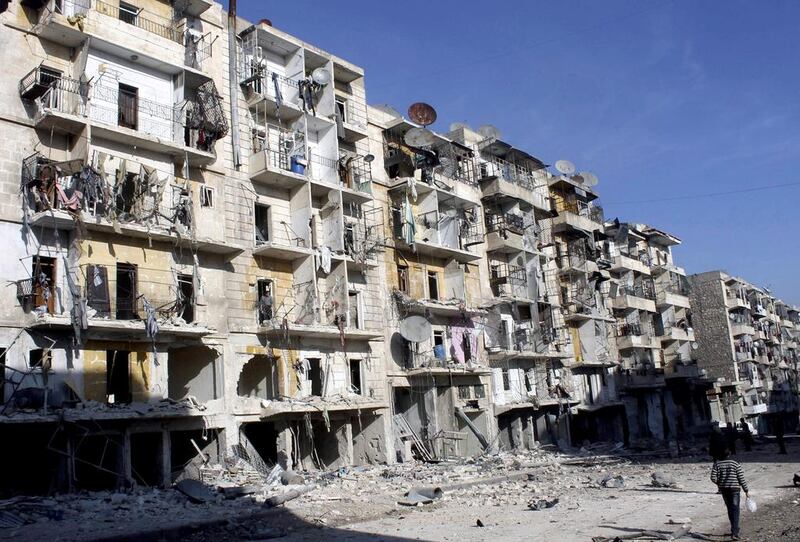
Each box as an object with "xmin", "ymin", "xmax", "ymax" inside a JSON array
[
  {"xmin": 528, "ymin": 497, "xmax": 559, "ymax": 511},
  {"xmin": 264, "ymin": 485, "xmax": 315, "ymax": 508},
  {"xmin": 793, "ymin": 473, "xmax": 799, "ymax": 487},
  {"xmin": 399, "ymin": 486, "xmax": 443, "ymax": 506},
  {"xmin": 280, "ymin": 470, "xmax": 305, "ymax": 486},
  {"xmin": 598, "ymin": 474, "xmax": 625, "ymax": 488},
  {"xmin": 175, "ymin": 479, "xmax": 216, "ymax": 503},
  {"xmin": 650, "ymin": 472, "xmax": 679, "ymax": 489}
]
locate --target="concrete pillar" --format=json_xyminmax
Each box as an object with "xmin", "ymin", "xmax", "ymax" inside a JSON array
[
  {"xmin": 343, "ymin": 421, "xmax": 354, "ymax": 466},
  {"xmin": 122, "ymin": 429, "xmax": 133, "ymax": 488},
  {"xmin": 160, "ymin": 430, "xmax": 171, "ymax": 487},
  {"xmin": 510, "ymin": 416, "xmax": 524, "ymax": 450},
  {"xmin": 276, "ymin": 423, "xmax": 293, "ymax": 471}
]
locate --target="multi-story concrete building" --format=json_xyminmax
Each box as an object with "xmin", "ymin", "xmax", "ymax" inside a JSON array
[
  {"xmin": 606, "ymin": 222, "xmax": 712, "ymax": 445},
  {"xmin": 689, "ymin": 271, "xmax": 799, "ymax": 433}
]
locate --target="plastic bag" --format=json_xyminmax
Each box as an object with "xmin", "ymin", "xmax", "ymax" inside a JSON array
[{"xmin": 746, "ymin": 497, "xmax": 757, "ymax": 513}]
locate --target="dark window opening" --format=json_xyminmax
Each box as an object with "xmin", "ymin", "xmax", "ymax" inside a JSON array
[
  {"xmin": 254, "ymin": 203, "xmax": 270, "ymax": 245},
  {"xmin": 473, "ymin": 384, "xmax": 486, "ymax": 399},
  {"xmin": 29, "ymin": 348, "xmax": 51, "ymax": 369},
  {"xmin": 433, "ymin": 330, "xmax": 445, "ymax": 360},
  {"xmin": 200, "ymin": 186, "xmax": 214, "ymax": 208},
  {"xmin": 115, "ymin": 172, "xmax": 138, "ymax": 216},
  {"xmin": 106, "ymin": 350, "xmax": 131, "ymax": 404},
  {"xmin": 177, "ymin": 274, "xmax": 194, "ymax": 324},
  {"xmin": 335, "ymin": 98, "xmax": 347, "ymax": 124},
  {"xmin": 397, "ymin": 265, "xmax": 409, "ymax": 294},
  {"xmin": 457, "ymin": 385, "xmax": 471, "ymax": 400},
  {"xmin": 256, "ymin": 279, "xmax": 273, "ymax": 324},
  {"xmin": 349, "ymin": 359, "xmax": 362, "ymax": 395},
  {"xmin": 502, "ymin": 370, "xmax": 510, "ymax": 391},
  {"xmin": 86, "ymin": 264, "xmax": 111, "ymax": 317},
  {"xmin": 32, "ymin": 256, "xmax": 56, "ymax": 314},
  {"xmin": 308, "ymin": 358, "xmax": 322, "ymax": 397},
  {"xmin": 0, "ymin": 348, "xmax": 5, "ymax": 404},
  {"xmin": 116, "ymin": 263, "xmax": 138, "ymax": 320},
  {"xmin": 348, "ymin": 291, "xmax": 361, "ymax": 329},
  {"xmin": 427, "ymin": 271, "xmax": 439, "ymax": 300},
  {"xmin": 524, "ymin": 371, "xmax": 533, "ymax": 393},
  {"xmin": 518, "ymin": 304, "xmax": 532, "ymax": 321},
  {"xmin": 118, "ymin": 1, "xmax": 138, "ymax": 24},
  {"xmin": 117, "ymin": 83, "xmax": 138, "ymax": 130},
  {"xmin": 391, "ymin": 206, "xmax": 403, "ymax": 240}
]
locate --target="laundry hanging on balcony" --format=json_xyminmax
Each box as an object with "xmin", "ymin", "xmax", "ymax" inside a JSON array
[{"xmin": 403, "ymin": 193, "xmax": 415, "ymax": 246}]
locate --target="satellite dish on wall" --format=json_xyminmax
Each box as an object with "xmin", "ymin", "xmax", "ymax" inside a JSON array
[
  {"xmin": 311, "ymin": 68, "xmax": 331, "ymax": 86},
  {"xmin": 404, "ymin": 127, "xmax": 436, "ymax": 148},
  {"xmin": 555, "ymin": 160, "xmax": 576, "ymax": 175},
  {"xmin": 477, "ymin": 124, "xmax": 501, "ymax": 140},
  {"xmin": 408, "ymin": 102, "xmax": 437, "ymax": 127},
  {"xmin": 399, "ymin": 315, "xmax": 432, "ymax": 343},
  {"xmin": 580, "ymin": 171, "xmax": 599, "ymax": 187}
]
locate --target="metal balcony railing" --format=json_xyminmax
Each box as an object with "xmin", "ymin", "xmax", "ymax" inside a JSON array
[
  {"xmin": 94, "ymin": 0, "xmax": 182, "ymax": 43},
  {"xmin": 243, "ymin": 69, "xmax": 300, "ymax": 105},
  {"xmin": 553, "ymin": 197, "xmax": 604, "ymax": 224},
  {"xmin": 185, "ymin": 33, "xmax": 213, "ymax": 71},
  {"xmin": 344, "ymin": 98, "xmax": 367, "ymax": 129},
  {"xmin": 489, "ymin": 264, "xmax": 526, "ymax": 288},
  {"xmin": 619, "ymin": 281, "xmax": 656, "ymax": 301},
  {"xmin": 338, "ymin": 155, "xmax": 372, "ymax": 193},
  {"xmin": 484, "ymin": 210, "xmax": 525, "ymax": 236},
  {"xmin": 431, "ymin": 154, "xmax": 479, "ymax": 187},
  {"xmin": 616, "ymin": 322, "xmax": 643, "ymax": 337},
  {"xmin": 478, "ymin": 155, "xmax": 546, "ymax": 192}
]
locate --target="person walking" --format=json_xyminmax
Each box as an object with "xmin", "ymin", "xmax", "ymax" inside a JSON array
[
  {"xmin": 739, "ymin": 418, "xmax": 753, "ymax": 452},
  {"xmin": 710, "ymin": 448, "xmax": 750, "ymax": 540},
  {"xmin": 724, "ymin": 422, "xmax": 738, "ymax": 455},
  {"xmin": 709, "ymin": 424, "xmax": 727, "ymax": 460},
  {"xmin": 774, "ymin": 416, "xmax": 787, "ymax": 455}
]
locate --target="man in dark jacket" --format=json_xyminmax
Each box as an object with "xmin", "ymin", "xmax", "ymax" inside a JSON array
[{"xmin": 709, "ymin": 424, "xmax": 728, "ymax": 460}]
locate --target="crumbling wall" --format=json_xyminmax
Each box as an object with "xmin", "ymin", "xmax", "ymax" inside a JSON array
[
  {"xmin": 351, "ymin": 412, "xmax": 387, "ymax": 465},
  {"xmin": 168, "ymin": 346, "xmax": 218, "ymax": 403},
  {"xmin": 687, "ymin": 272, "xmax": 736, "ymax": 382}
]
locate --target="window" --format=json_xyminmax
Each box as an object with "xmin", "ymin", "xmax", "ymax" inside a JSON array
[
  {"xmin": 106, "ymin": 350, "xmax": 131, "ymax": 404},
  {"xmin": 473, "ymin": 384, "xmax": 486, "ymax": 399},
  {"xmin": 432, "ymin": 330, "xmax": 446, "ymax": 360},
  {"xmin": 502, "ymin": 370, "xmax": 510, "ymax": 391},
  {"xmin": 254, "ymin": 203, "xmax": 271, "ymax": 245},
  {"xmin": 391, "ymin": 206, "xmax": 404, "ymax": 240},
  {"xmin": 307, "ymin": 358, "xmax": 323, "ymax": 397},
  {"xmin": 348, "ymin": 291, "xmax": 362, "ymax": 329},
  {"xmin": 256, "ymin": 279, "xmax": 274, "ymax": 324},
  {"xmin": 177, "ymin": 274, "xmax": 194, "ymax": 324},
  {"xmin": 39, "ymin": 67, "xmax": 62, "ymax": 87},
  {"xmin": 335, "ymin": 98, "xmax": 348, "ymax": 124},
  {"xmin": 32, "ymin": 256, "xmax": 56, "ymax": 314},
  {"xmin": 427, "ymin": 270, "xmax": 439, "ymax": 300},
  {"xmin": 524, "ymin": 371, "xmax": 533, "ymax": 393},
  {"xmin": 397, "ymin": 265, "xmax": 409, "ymax": 294},
  {"xmin": 457, "ymin": 385, "xmax": 471, "ymax": 400},
  {"xmin": 200, "ymin": 186, "xmax": 214, "ymax": 208},
  {"xmin": 348, "ymin": 359, "xmax": 362, "ymax": 395},
  {"xmin": 115, "ymin": 263, "xmax": 138, "ymax": 320},
  {"xmin": 117, "ymin": 83, "xmax": 138, "ymax": 130},
  {"xmin": 118, "ymin": 1, "xmax": 138, "ymax": 25},
  {"xmin": 29, "ymin": 349, "xmax": 51, "ymax": 369}
]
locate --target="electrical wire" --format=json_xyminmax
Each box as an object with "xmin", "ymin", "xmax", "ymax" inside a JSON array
[{"xmin": 606, "ymin": 180, "xmax": 800, "ymax": 206}]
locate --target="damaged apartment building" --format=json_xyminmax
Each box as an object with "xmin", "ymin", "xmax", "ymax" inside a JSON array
[
  {"xmin": 688, "ymin": 271, "xmax": 800, "ymax": 434},
  {"xmin": 1, "ymin": 0, "xmax": 797, "ymax": 500}
]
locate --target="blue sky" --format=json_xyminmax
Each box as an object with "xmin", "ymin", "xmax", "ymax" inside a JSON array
[{"xmin": 231, "ymin": 1, "xmax": 800, "ymax": 303}]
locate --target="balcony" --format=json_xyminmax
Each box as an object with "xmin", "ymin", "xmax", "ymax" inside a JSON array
[
  {"xmin": 338, "ymin": 98, "xmax": 368, "ymax": 141},
  {"xmin": 478, "ymin": 157, "xmax": 552, "ymax": 214},
  {"xmin": 613, "ymin": 284, "xmax": 657, "ymax": 313},
  {"xmin": 484, "ymin": 212, "xmax": 528, "ymax": 254},
  {"xmin": 338, "ymin": 155, "xmax": 374, "ymax": 203},
  {"xmin": 623, "ymin": 370, "xmax": 666, "ymax": 389},
  {"xmin": 656, "ymin": 289, "xmax": 691, "ymax": 309},
  {"xmin": 551, "ymin": 199, "xmax": 604, "ymax": 234},
  {"xmin": 489, "ymin": 264, "xmax": 528, "ymax": 298},
  {"xmin": 661, "ymin": 326, "xmax": 695, "ymax": 342},
  {"xmin": 743, "ymin": 403, "xmax": 768, "ymax": 416},
  {"xmin": 31, "ymin": 0, "xmax": 213, "ymax": 74},
  {"xmin": 611, "ymin": 254, "xmax": 650, "ymax": 275},
  {"xmin": 616, "ymin": 323, "xmax": 661, "ymax": 350},
  {"xmin": 260, "ymin": 320, "xmax": 383, "ymax": 341},
  {"xmin": 253, "ymin": 238, "xmax": 313, "ymax": 261},
  {"xmin": 392, "ymin": 209, "xmax": 484, "ymax": 263},
  {"xmin": 242, "ymin": 71, "xmax": 303, "ymax": 121},
  {"xmin": 665, "ymin": 363, "xmax": 706, "ymax": 380},
  {"xmin": 249, "ymin": 147, "xmax": 309, "ymax": 189},
  {"xmin": 25, "ymin": 74, "xmax": 220, "ymax": 165},
  {"xmin": 730, "ymin": 322, "xmax": 755, "ymax": 337},
  {"xmin": 487, "ymin": 327, "xmax": 569, "ymax": 361}
]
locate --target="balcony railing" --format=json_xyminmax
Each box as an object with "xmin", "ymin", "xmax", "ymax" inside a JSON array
[
  {"xmin": 94, "ymin": 0, "xmax": 182, "ymax": 43},
  {"xmin": 484, "ymin": 210, "xmax": 525, "ymax": 236},
  {"xmin": 242, "ymin": 69, "xmax": 301, "ymax": 107},
  {"xmin": 616, "ymin": 322, "xmax": 643, "ymax": 337},
  {"xmin": 478, "ymin": 155, "xmax": 546, "ymax": 192},
  {"xmin": 554, "ymin": 198, "xmax": 604, "ymax": 224},
  {"xmin": 344, "ymin": 98, "xmax": 367, "ymax": 130},
  {"xmin": 489, "ymin": 264, "xmax": 527, "ymax": 293},
  {"xmin": 52, "ymin": 0, "xmax": 91, "ymax": 17},
  {"xmin": 338, "ymin": 155, "xmax": 372, "ymax": 193},
  {"xmin": 619, "ymin": 281, "xmax": 656, "ymax": 301}
]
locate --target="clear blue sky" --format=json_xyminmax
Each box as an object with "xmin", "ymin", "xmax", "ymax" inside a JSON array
[{"xmin": 230, "ymin": 1, "xmax": 800, "ymax": 303}]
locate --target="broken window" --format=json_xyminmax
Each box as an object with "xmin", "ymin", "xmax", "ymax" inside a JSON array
[
  {"xmin": 86, "ymin": 265, "xmax": 111, "ymax": 317},
  {"xmin": 118, "ymin": 1, "xmax": 138, "ymax": 24},
  {"xmin": 348, "ymin": 291, "xmax": 362, "ymax": 329},
  {"xmin": 348, "ymin": 359, "xmax": 362, "ymax": 395},
  {"xmin": 237, "ymin": 355, "xmax": 276, "ymax": 399},
  {"xmin": 117, "ymin": 83, "xmax": 138, "ymax": 130},
  {"xmin": 29, "ymin": 348, "xmax": 51, "ymax": 369},
  {"xmin": 106, "ymin": 350, "xmax": 131, "ymax": 404},
  {"xmin": 307, "ymin": 358, "xmax": 323, "ymax": 397},
  {"xmin": 115, "ymin": 172, "xmax": 138, "ymax": 217},
  {"xmin": 115, "ymin": 263, "xmax": 138, "ymax": 320},
  {"xmin": 177, "ymin": 274, "xmax": 195, "ymax": 324},
  {"xmin": 335, "ymin": 98, "xmax": 348, "ymax": 125},
  {"xmin": 254, "ymin": 203, "xmax": 271, "ymax": 245},
  {"xmin": 427, "ymin": 270, "xmax": 439, "ymax": 300},
  {"xmin": 524, "ymin": 371, "xmax": 534, "ymax": 393},
  {"xmin": 256, "ymin": 279, "xmax": 273, "ymax": 325},
  {"xmin": 457, "ymin": 385, "xmax": 471, "ymax": 400},
  {"xmin": 473, "ymin": 384, "xmax": 486, "ymax": 399},
  {"xmin": 432, "ymin": 330, "xmax": 446, "ymax": 360},
  {"xmin": 397, "ymin": 265, "xmax": 409, "ymax": 294},
  {"xmin": 32, "ymin": 256, "xmax": 56, "ymax": 314},
  {"xmin": 200, "ymin": 186, "xmax": 214, "ymax": 208}
]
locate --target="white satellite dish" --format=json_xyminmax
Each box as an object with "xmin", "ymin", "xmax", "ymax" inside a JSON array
[
  {"xmin": 311, "ymin": 67, "xmax": 331, "ymax": 86},
  {"xmin": 477, "ymin": 124, "xmax": 501, "ymax": 140},
  {"xmin": 326, "ymin": 189, "xmax": 340, "ymax": 207},
  {"xmin": 399, "ymin": 315, "xmax": 432, "ymax": 343},
  {"xmin": 404, "ymin": 127, "xmax": 436, "ymax": 148},
  {"xmin": 555, "ymin": 160, "xmax": 576, "ymax": 175},
  {"xmin": 579, "ymin": 171, "xmax": 599, "ymax": 187}
]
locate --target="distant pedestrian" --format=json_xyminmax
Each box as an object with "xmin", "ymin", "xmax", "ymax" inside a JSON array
[
  {"xmin": 739, "ymin": 418, "xmax": 753, "ymax": 452},
  {"xmin": 774, "ymin": 416, "xmax": 787, "ymax": 455},
  {"xmin": 725, "ymin": 422, "xmax": 738, "ymax": 455},
  {"xmin": 710, "ymin": 448, "xmax": 750, "ymax": 540},
  {"xmin": 709, "ymin": 424, "xmax": 727, "ymax": 461}
]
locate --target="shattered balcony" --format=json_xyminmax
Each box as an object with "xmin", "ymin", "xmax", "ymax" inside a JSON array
[
  {"xmin": 660, "ymin": 325, "xmax": 695, "ymax": 343},
  {"xmin": 392, "ymin": 290, "xmax": 484, "ymax": 318},
  {"xmin": 623, "ymin": 368, "xmax": 666, "ymax": 389},
  {"xmin": 343, "ymin": 209, "xmax": 385, "ymax": 267}
]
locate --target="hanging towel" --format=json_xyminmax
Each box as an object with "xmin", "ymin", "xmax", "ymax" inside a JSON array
[
  {"xmin": 404, "ymin": 193, "xmax": 416, "ymax": 246},
  {"xmin": 317, "ymin": 245, "xmax": 332, "ymax": 273}
]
